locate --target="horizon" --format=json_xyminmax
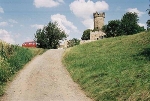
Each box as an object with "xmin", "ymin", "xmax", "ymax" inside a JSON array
[{"xmin": 0, "ymin": 0, "xmax": 149, "ymax": 45}]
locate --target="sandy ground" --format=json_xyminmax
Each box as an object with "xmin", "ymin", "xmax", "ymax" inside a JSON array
[{"xmin": 1, "ymin": 49, "xmax": 92, "ymax": 101}]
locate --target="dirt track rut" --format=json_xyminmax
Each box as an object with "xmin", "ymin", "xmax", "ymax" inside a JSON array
[{"xmin": 1, "ymin": 49, "xmax": 92, "ymax": 101}]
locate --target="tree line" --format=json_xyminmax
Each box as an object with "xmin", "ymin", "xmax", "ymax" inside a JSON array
[
  {"xmin": 34, "ymin": 2, "xmax": 149, "ymax": 49},
  {"xmin": 81, "ymin": 12, "xmax": 146, "ymax": 40}
]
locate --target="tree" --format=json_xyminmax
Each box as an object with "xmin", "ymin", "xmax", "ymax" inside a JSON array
[
  {"xmin": 146, "ymin": 1, "xmax": 150, "ymax": 30},
  {"xmin": 67, "ymin": 38, "xmax": 80, "ymax": 48},
  {"xmin": 102, "ymin": 20, "xmax": 123, "ymax": 37},
  {"xmin": 121, "ymin": 12, "xmax": 143, "ymax": 35},
  {"xmin": 102, "ymin": 12, "xmax": 145, "ymax": 38},
  {"xmin": 147, "ymin": 20, "xmax": 150, "ymax": 30},
  {"xmin": 34, "ymin": 22, "xmax": 67, "ymax": 49},
  {"xmin": 81, "ymin": 29, "xmax": 91, "ymax": 40}
]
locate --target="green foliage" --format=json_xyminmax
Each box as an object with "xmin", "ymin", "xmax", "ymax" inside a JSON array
[
  {"xmin": 102, "ymin": 12, "xmax": 145, "ymax": 37},
  {"xmin": 63, "ymin": 31, "xmax": 150, "ymax": 100},
  {"xmin": 146, "ymin": 1, "xmax": 150, "ymax": 30},
  {"xmin": 67, "ymin": 38, "xmax": 80, "ymax": 48},
  {"xmin": 102, "ymin": 20, "xmax": 122, "ymax": 37},
  {"xmin": 34, "ymin": 22, "xmax": 67, "ymax": 49},
  {"xmin": 121, "ymin": 12, "xmax": 143, "ymax": 35},
  {"xmin": 147, "ymin": 20, "xmax": 150, "ymax": 30},
  {"xmin": 81, "ymin": 29, "xmax": 91, "ymax": 40},
  {"xmin": 0, "ymin": 41, "xmax": 45, "ymax": 96}
]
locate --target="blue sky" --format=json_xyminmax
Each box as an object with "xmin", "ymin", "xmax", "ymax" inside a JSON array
[{"xmin": 0, "ymin": 0, "xmax": 149, "ymax": 45}]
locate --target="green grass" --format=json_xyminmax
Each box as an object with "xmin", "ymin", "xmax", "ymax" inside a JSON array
[
  {"xmin": 0, "ymin": 41, "xmax": 45, "ymax": 96},
  {"xmin": 63, "ymin": 31, "xmax": 150, "ymax": 101}
]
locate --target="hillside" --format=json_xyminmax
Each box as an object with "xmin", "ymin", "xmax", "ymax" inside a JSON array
[{"xmin": 63, "ymin": 31, "xmax": 150, "ymax": 101}]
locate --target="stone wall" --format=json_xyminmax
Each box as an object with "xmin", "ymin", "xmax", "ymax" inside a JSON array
[
  {"xmin": 90, "ymin": 30, "xmax": 106, "ymax": 40},
  {"xmin": 80, "ymin": 40, "xmax": 96, "ymax": 44}
]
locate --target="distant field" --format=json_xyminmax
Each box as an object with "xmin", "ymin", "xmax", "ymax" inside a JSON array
[
  {"xmin": 63, "ymin": 31, "xmax": 150, "ymax": 101},
  {"xmin": 0, "ymin": 41, "xmax": 45, "ymax": 96}
]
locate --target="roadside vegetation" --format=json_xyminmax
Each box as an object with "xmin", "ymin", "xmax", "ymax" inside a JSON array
[
  {"xmin": 67, "ymin": 38, "xmax": 80, "ymax": 48},
  {"xmin": 0, "ymin": 41, "xmax": 45, "ymax": 96},
  {"xmin": 63, "ymin": 31, "xmax": 150, "ymax": 100}
]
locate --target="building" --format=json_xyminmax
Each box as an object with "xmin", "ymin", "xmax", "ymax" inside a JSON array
[
  {"xmin": 93, "ymin": 12, "xmax": 105, "ymax": 30},
  {"xmin": 90, "ymin": 12, "xmax": 106, "ymax": 40},
  {"xmin": 22, "ymin": 41, "xmax": 36, "ymax": 48},
  {"xmin": 90, "ymin": 30, "xmax": 105, "ymax": 40}
]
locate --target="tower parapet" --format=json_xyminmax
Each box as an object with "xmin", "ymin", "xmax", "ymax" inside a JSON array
[{"xmin": 93, "ymin": 12, "xmax": 105, "ymax": 18}]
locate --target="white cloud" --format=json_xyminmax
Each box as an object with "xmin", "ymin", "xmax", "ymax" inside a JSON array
[
  {"xmin": 69, "ymin": 0, "xmax": 108, "ymax": 28},
  {"xmin": 70, "ymin": 0, "xmax": 109, "ymax": 19},
  {"xmin": 51, "ymin": 13, "xmax": 78, "ymax": 34},
  {"xmin": 31, "ymin": 24, "xmax": 44, "ymax": 29},
  {"xmin": 126, "ymin": 8, "xmax": 145, "ymax": 17},
  {"xmin": 0, "ymin": 7, "xmax": 4, "ymax": 13},
  {"xmin": 8, "ymin": 19, "xmax": 18, "ymax": 24},
  {"xmin": 138, "ymin": 23, "xmax": 146, "ymax": 29},
  {"xmin": 0, "ymin": 22, "xmax": 8, "ymax": 27},
  {"xmin": 0, "ymin": 29, "xmax": 15, "ymax": 44},
  {"xmin": 82, "ymin": 18, "xmax": 93, "ymax": 29},
  {"xmin": 34, "ymin": 0, "xmax": 64, "ymax": 8}
]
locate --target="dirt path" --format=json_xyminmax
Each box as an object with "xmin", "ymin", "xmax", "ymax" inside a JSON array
[{"xmin": 1, "ymin": 49, "xmax": 92, "ymax": 101}]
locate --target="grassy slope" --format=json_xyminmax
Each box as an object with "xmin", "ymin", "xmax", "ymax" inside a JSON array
[
  {"xmin": 63, "ymin": 31, "xmax": 150, "ymax": 101},
  {"xmin": 0, "ymin": 42, "xmax": 45, "ymax": 96}
]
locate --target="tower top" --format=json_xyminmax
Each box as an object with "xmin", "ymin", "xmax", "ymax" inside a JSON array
[{"xmin": 93, "ymin": 12, "xmax": 105, "ymax": 18}]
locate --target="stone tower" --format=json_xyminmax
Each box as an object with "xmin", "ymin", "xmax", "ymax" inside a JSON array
[{"xmin": 93, "ymin": 12, "xmax": 105, "ymax": 30}]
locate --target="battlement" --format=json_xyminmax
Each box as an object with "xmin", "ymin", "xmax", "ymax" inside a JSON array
[{"xmin": 93, "ymin": 12, "xmax": 105, "ymax": 18}]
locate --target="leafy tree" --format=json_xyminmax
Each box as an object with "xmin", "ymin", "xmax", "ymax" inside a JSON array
[
  {"xmin": 147, "ymin": 20, "xmax": 150, "ymax": 30},
  {"xmin": 102, "ymin": 12, "xmax": 145, "ymax": 38},
  {"xmin": 67, "ymin": 38, "xmax": 80, "ymax": 48},
  {"xmin": 81, "ymin": 29, "xmax": 91, "ymax": 40},
  {"xmin": 146, "ymin": 1, "xmax": 150, "ymax": 30},
  {"xmin": 121, "ymin": 12, "xmax": 143, "ymax": 35},
  {"xmin": 34, "ymin": 22, "xmax": 67, "ymax": 49},
  {"xmin": 102, "ymin": 20, "xmax": 123, "ymax": 37}
]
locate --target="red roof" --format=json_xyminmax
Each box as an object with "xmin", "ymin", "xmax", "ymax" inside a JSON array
[{"xmin": 22, "ymin": 41, "xmax": 36, "ymax": 48}]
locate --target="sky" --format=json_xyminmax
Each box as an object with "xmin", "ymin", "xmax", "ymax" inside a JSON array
[{"xmin": 0, "ymin": 0, "xmax": 149, "ymax": 45}]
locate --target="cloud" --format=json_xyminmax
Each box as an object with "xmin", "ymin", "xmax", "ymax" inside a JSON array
[
  {"xmin": 126, "ymin": 8, "xmax": 145, "ymax": 17},
  {"xmin": 51, "ymin": 13, "xmax": 78, "ymax": 34},
  {"xmin": 70, "ymin": 0, "xmax": 109, "ymax": 19},
  {"xmin": 8, "ymin": 19, "xmax": 18, "ymax": 24},
  {"xmin": 82, "ymin": 18, "xmax": 93, "ymax": 29},
  {"xmin": 138, "ymin": 23, "xmax": 146, "ymax": 29},
  {"xmin": 0, "ymin": 22, "xmax": 8, "ymax": 27},
  {"xmin": 0, "ymin": 29, "xmax": 15, "ymax": 44},
  {"xmin": 31, "ymin": 24, "xmax": 44, "ymax": 29},
  {"xmin": 34, "ymin": 0, "xmax": 64, "ymax": 8},
  {"xmin": 69, "ymin": 0, "xmax": 109, "ymax": 28},
  {"xmin": 0, "ymin": 7, "xmax": 4, "ymax": 13}
]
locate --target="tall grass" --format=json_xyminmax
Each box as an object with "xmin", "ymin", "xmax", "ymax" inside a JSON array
[
  {"xmin": 63, "ymin": 31, "xmax": 150, "ymax": 101},
  {"xmin": 0, "ymin": 41, "xmax": 45, "ymax": 96}
]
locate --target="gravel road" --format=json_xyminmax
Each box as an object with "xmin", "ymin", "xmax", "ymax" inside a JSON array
[{"xmin": 1, "ymin": 49, "xmax": 92, "ymax": 101}]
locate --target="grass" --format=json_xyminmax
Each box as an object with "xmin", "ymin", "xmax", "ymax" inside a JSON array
[
  {"xmin": 63, "ymin": 31, "xmax": 150, "ymax": 101},
  {"xmin": 0, "ymin": 41, "xmax": 45, "ymax": 96}
]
